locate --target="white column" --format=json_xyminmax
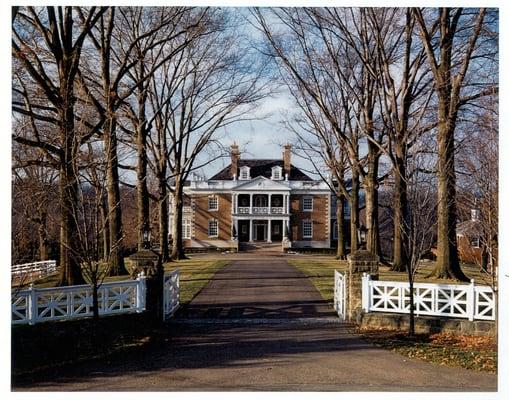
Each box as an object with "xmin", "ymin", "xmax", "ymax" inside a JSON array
[
  {"xmin": 267, "ymin": 219, "xmax": 272, "ymax": 243},
  {"xmin": 249, "ymin": 219, "xmax": 253, "ymax": 242},
  {"xmin": 249, "ymin": 193, "xmax": 253, "ymax": 214},
  {"xmin": 269, "ymin": 193, "xmax": 272, "ymax": 213}
]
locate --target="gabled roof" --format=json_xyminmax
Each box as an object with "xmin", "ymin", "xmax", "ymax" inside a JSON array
[
  {"xmin": 209, "ymin": 159, "xmax": 313, "ymax": 181},
  {"xmin": 232, "ymin": 175, "xmax": 291, "ymax": 191}
]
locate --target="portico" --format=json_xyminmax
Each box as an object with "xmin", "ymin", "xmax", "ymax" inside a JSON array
[{"xmin": 230, "ymin": 176, "xmax": 291, "ymax": 243}]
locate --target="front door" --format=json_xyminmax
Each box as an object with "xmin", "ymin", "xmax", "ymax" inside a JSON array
[{"xmin": 256, "ymin": 223, "xmax": 266, "ymax": 241}]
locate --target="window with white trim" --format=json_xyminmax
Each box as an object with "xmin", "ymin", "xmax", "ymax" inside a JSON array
[
  {"xmin": 470, "ymin": 237, "xmax": 480, "ymax": 248},
  {"xmin": 271, "ymin": 166, "xmax": 282, "ymax": 180},
  {"xmin": 208, "ymin": 219, "xmax": 219, "ymax": 237},
  {"xmin": 302, "ymin": 220, "xmax": 313, "ymax": 239},
  {"xmin": 302, "ymin": 197, "xmax": 313, "ymax": 211},
  {"xmin": 183, "ymin": 219, "xmax": 192, "ymax": 239},
  {"xmin": 208, "ymin": 195, "xmax": 218, "ymax": 211},
  {"xmin": 239, "ymin": 166, "xmax": 250, "ymax": 180}
]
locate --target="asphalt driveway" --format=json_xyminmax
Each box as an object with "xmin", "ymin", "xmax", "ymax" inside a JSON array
[{"xmin": 13, "ymin": 254, "xmax": 497, "ymax": 391}]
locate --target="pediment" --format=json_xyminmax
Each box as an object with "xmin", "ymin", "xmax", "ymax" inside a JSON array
[{"xmin": 233, "ymin": 176, "xmax": 290, "ymax": 191}]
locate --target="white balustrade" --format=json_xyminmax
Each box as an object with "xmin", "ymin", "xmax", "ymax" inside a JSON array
[
  {"xmin": 12, "ymin": 260, "xmax": 58, "ymax": 282},
  {"xmin": 163, "ymin": 269, "xmax": 180, "ymax": 320},
  {"xmin": 11, "ymin": 274, "xmax": 147, "ymax": 325},
  {"xmin": 271, "ymin": 207, "xmax": 284, "ymax": 214},
  {"xmin": 362, "ymin": 274, "xmax": 495, "ymax": 321},
  {"xmin": 237, "ymin": 207, "xmax": 250, "ymax": 214},
  {"xmin": 252, "ymin": 207, "xmax": 267, "ymax": 214}
]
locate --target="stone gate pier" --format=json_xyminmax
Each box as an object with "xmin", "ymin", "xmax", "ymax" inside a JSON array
[{"xmin": 346, "ymin": 250, "xmax": 379, "ymax": 323}]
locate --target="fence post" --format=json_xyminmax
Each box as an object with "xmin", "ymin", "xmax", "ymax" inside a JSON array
[
  {"xmin": 28, "ymin": 284, "xmax": 37, "ymax": 325},
  {"xmin": 362, "ymin": 273, "xmax": 370, "ymax": 313},
  {"xmin": 136, "ymin": 272, "xmax": 147, "ymax": 312},
  {"xmin": 468, "ymin": 279, "xmax": 475, "ymax": 321}
]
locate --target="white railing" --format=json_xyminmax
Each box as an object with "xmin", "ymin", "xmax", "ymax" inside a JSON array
[
  {"xmin": 12, "ymin": 274, "xmax": 147, "ymax": 325},
  {"xmin": 183, "ymin": 206, "xmax": 192, "ymax": 213},
  {"xmin": 236, "ymin": 206, "xmax": 286, "ymax": 215},
  {"xmin": 12, "ymin": 260, "xmax": 58, "ymax": 282},
  {"xmin": 252, "ymin": 207, "xmax": 269, "ymax": 214},
  {"xmin": 163, "ymin": 269, "xmax": 180, "ymax": 321},
  {"xmin": 334, "ymin": 270, "xmax": 346, "ymax": 321},
  {"xmin": 362, "ymin": 274, "xmax": 495, "ymax": 321}
]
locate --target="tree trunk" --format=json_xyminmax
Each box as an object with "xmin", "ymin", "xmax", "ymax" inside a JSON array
[
  {"xmin": 37, "ymin": 212, "xmax": 48, "ymax": 261},
  {"xmin": 349, "ymin": 172, "xmax": 359, "ymax": 253},
  {"xmin": 57, "ymin": 89, "xmax": 85, "ymax": 286},
  {"xmin": 431, "ymin": 98, "xmax": 468, "ymax": 281},
  {"xmin": 92, "ymin": 281, "xmax": 100, "ymax": 321},
  {"xmin": 336, "ymin": 194, "xmax": 346, "ymax": 259},
  {"xmin": 391, "ymin": 153, "xmax": 409, "ymax": 272},
  {"xmin": 100, "ymin": 195, "xmax": 110, "ymax": 261},
  {"xmin": 170, "ymin": 181, "xmax": 186, "ymax": 260},
  {"xmin": 408, "ymin": 274, "xmax": 415, "ymax": 336},
  {"xmin": 159, "ymin": 180, "xmax": 170, "ymax": 262},
  {"xmin": 136, "ymin": 116, "xmax": 150, "ymax": 251},
  {"xmin": 104, "ymin": 116, "xmax": 128, "ymax": 276}
]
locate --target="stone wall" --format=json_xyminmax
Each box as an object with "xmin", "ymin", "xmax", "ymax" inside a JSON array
[{"xmin": 360, "ymin": 312, "xmax": 496, "ymax": 337}]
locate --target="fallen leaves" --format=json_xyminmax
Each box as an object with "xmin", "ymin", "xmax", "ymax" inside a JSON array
[{"xmin": 359, "ymin": 328, "xmax": 497, "ymax": 374}]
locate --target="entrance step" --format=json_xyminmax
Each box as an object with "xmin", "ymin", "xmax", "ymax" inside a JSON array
[{"xmin": 239, "ymin": 242, "xmax": 282, "ymax": 252}]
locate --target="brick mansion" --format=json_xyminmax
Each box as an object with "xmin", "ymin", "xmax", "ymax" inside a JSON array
[{"xmin": 169, "ymin": 144, "xmax": 349, "ymax": 251}]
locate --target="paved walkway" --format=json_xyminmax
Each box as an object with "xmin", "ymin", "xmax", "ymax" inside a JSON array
[{"xmin": 13, "ymin": 253, "xmax": 497, "ymax": 391}]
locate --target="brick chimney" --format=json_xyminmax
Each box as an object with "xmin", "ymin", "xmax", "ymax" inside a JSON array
[
  {"xmin": 283, "ymin": 143, "xmax": 291, "ymax": 177},
  {"xmin": 230, "ymin": 142, "xmax": 240, "ymax": 179}
]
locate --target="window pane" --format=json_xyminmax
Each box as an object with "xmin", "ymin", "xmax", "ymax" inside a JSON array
[
  {"xmin": 208, "ymin": 220, "xmax": 218, "ymax": 237},
  {"xmin": 303, "ymin": 197, "xmax": 313, "ymax": 211},
  {"xmin": 208, "ymin": 196, "xmax": 218, "ymax": 210},
  {"xmin": 302, "ymin": 221, "xmax": 312, "ymax": 238}
]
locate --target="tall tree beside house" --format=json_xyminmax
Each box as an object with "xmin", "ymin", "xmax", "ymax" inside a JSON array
[
  {"xmin": 413, "ymin": 7, "xmax": 497, "ymax": 280},
  {"xmin": 79, "ymin": 6, "xmax": 201, "ymax": 270},
  {"xmin": 362, "ymin": 8, "xmax": 434, "ymax": 271},
  {"xmin": 12, "ymin": 6, "xmax": 107, "ymax": 285},
  {"xmin": 253, "ymin": 7, "xmax": 389, "ymax": 256},
  {"xmin": 147, "ymin": 8, "xmax": 269, "ymax": 260}
]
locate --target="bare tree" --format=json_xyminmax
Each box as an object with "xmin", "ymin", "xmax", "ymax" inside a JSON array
[
  {"xmin": 12, "ymin": 6, "xmax": 107, "ymax": 285},
  {"xmin": 78, "ymin": 6, "xmax": 204, "ymax": 272},
  {"xmin": 413, "ymin": 7, "xmax": 497, "ymax": 280},
  {"xmin": 456, "ymin": 95, "xmax": 498, "ymax": 290},
  {"xmin": 253, "ymin": 7, "xmax": 389, "ymax": 255},
  {"xmin": 147, "ymin": 9, "xmax": 269, "ymax": 260},
  {"xmin": 402, "ymin": 152, "xmax": 437, "ymax": 336}
]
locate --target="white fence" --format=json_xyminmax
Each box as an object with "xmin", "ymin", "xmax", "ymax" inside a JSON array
[
  {"xmin": 333, "ymin": 270, "xmax": 346, "ymax": 321},
  {"xmin": 12, "ymin": 260, "xmax": 58, "ymax": 283},
  {"xmin": 163, "ymin": 269, "xmax": 180, "ymax": 320},
  {"xmin": 362, "ymin": 274, "xmax": 496, "ymax": 321},
  {"xmin": 12, "ymin": 274, "xmax": 147, "ymax": 325}
]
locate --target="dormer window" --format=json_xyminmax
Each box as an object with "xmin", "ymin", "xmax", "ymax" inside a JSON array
[
  {"xmin": 239, "ymin": 166, "xmax": 250, "ymax": 180},
  {"xmin": 271, "ymin": 166, "xmax": 283, "ymax": 180}
]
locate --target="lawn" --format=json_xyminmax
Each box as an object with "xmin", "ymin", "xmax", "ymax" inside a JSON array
[
  {"xmin": 163, "ymin": 258, "xmax": 229, "ymax": 305},
  {"xmin": 288, "ymin": 256, "xmax": 493, "ymax": 304}
]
